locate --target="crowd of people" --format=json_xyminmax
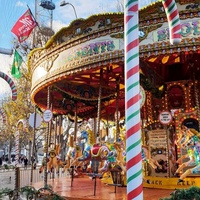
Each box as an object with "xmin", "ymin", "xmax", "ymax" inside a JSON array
[{"xmin": 0, "ymin": 155, "xmax": 33, "ymax": 169}]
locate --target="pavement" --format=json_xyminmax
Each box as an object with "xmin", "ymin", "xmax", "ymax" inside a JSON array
[{"xmin": 0, "ymin": 164, "xmax": 174, "ymax": 200}]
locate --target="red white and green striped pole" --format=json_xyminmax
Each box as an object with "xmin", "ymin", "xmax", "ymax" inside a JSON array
[
  {"xmin": 125, "ymin": 1, "xmax": 143, "ymax": 199},
  {"xmin": 162, "ymin": 0, "xmax": 181, "ymax": 45},
  {"xmin": 125, "ymin": 0, "xmax": 181, "ymax": 199}
]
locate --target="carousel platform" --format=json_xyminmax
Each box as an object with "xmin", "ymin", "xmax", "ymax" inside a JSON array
[
  {"xmin": 143, "ymin": 176, "xmax": 200, "ymax": 190},
  {"xmin": 32, "ymin": 175, "xmax": 174, "ymax": 200}
]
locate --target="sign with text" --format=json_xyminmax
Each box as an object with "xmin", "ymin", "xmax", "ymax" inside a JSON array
[
  {"xmin": 158, "ymin": 111, "xmax": 172, "ymax": 125},
  {"xmin": 43, "ymin": 109, "xmax": 53, "ymax": 123}
]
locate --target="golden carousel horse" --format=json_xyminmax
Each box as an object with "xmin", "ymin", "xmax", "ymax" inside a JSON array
[
  {"xmin": 142, "ymin": 145, "xmax": 162, "ymax": 170},
  {"xmin": 62, "ymin": 135, "xmax": 83, "ymax": 173},
  {"xmin": 39, "ymin": 144, "xmax": 64, "ymax": 174}
]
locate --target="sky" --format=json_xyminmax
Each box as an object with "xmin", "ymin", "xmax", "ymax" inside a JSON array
[{"xmin": 0, "ymin": 0, "xmax": 157, "ymax": 101}]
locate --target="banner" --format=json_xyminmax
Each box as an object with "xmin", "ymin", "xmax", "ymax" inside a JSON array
[
  {"xmin": 11, "ymin": 9, "xmax": 37, "ymax": 43},
  {"xmin": 11, "ymin": 50, "xmax": 23, "ymax": 79}
]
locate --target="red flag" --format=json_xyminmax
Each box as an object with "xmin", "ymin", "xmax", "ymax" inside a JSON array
[{"xmin": 11, "ymin": 9, "xmax": 37, "ymax": 43}]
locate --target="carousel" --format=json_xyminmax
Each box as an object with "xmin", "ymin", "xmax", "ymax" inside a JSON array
[{"xmin": 28, "ymin": 0, "xmax": 200, "ymax": 191}]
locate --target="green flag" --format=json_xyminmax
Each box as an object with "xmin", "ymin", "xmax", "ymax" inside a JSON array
[{"xmin": 11, "ymin": 50, "xmax": 22, "ymax": 79}]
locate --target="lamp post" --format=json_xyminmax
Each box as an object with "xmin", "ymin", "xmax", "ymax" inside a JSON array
[{"xmin": 60, "ymin": 1, "xmax": 78, "ymax": 19}]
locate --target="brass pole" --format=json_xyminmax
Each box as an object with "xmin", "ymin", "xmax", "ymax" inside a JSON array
[
  {"xmin": 44, "ymin": 86, "xmax": 50, "ymax": 188},
  {"xmin": 54, "ymin": 116, "xmax": 58, "ymax": 145},
  {"xmin": 115, "ymin": 77, "xmax": 120, "ymax": 141},
  {"xmin": 97, "ymin": 69, "xmax": 103, "ymax": 141},
  {"xmin": 74, "ymin": 102, "xmax": 78, "ymax": 143},
  {"xmin": 58, "ymin": 115, "xmax": 62, "ymax": 144}
]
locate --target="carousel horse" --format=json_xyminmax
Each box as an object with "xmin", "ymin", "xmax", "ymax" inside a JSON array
[
  {"xmin": 174, "ymin": 127, "xmax": 198, "ymax": 178},
  {"xmin": 80, "ymin": 129, "xmax": 96, "ymax": 151},
  {"xmin": 113, "ymin": 142, "xmax": 126, "ymax": 173},
  {"xmin": 77, "ymin": 129, "xmax": 96, "ymax": 162},
  {"xmin": 142, "ymin": 145, "xmax": 162, "ymax": 170},
  {"xmin": 176, "ymin": 126, "xmax": 194, "ymax": 147},
  {"xmin": 175, "ymin": 129, "xmax": 200, "ymax": 183},
  {"xmin": 39, "ymin": 144, "xmax": 64, "ymax": 174},
  {"xmin": 78, "ymin": 142, "xmax": 111, "ymax": 162},
  {"xmin": 62, "ymin": 135, "xmax": 83, "ymax": 173},
  {"xmin": 99, "ymin": 142, "xmax": 126, "ymax": 175}
]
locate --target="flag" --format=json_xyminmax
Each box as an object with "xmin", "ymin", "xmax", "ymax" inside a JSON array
[
  {"xmin": 11, "ymin": 50, "xmax": 23, "ymax": 79},
  {"xmin": 11, "ymin": 9, "xmax": 37, "ymax": 43}
]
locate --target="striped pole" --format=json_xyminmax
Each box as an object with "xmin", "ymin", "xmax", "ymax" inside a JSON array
[
  {"xmin": 125, "ymin": 1, "xmax": 143, "ymax": 200},
  {"xmin": 162, "ymin": 0, "xmax": 181, "ymax": 45},
  {"xmin": 0, "ymin": 108, "xmax": 6, "ymax": 124},
  {"xmin": 15, "ymin": 131, "xmax": 19, "ymax": 167},
  {"xmin": 15, "ymin": 130, "xmax": 19, "ymax": 190},
  {"xmin": 0, "ymin": 71, "xmax": 17, "ymax": 101},
  {"xmin": 125, "ymin": 1, "xmax": 181, "ymax": 199}
]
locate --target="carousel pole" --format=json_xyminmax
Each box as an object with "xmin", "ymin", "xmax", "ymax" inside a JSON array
[
  {"xmin": 15, "ymin": 128, "xmax": 20, "ymax": 199},
  {"xmin": 115, "ymin": 77, "xmax": 120, "ymax": 142},
  {"xmin": 58, "ymin": 115, "xmax": 62, "ymax": 144},
  {"xmin": 93, "ymin": 118, "xmax": 97, "ymax": 137},
  {"xmin": 54, "ymin": 116, "xmax": 58, "ymax": 145},
  {"xmin": 48, "ymin": 104, "xmax": 53, "ymax": 147},
  {"xmin": 74, "ymin": 102, "xmax": 78, "ymax": 143},
  {"xmin": 44, "ymin": 86, "xmax": 50, "ymax": 188},
  {"xmin": 125, "ymin": 1, "xmax": 143, "ymax": 199},
  {"xmin": 96, "ymin": 69, "xmax": 103, "ymax": 142},
  {"xmin": 125, "ymin": 1, "xmax": 181, "ymax": 199}
]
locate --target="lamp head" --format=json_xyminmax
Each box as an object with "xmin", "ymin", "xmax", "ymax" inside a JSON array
[{"xmin": 60, "ymin": 1, "xmax": 69, "ymax": 6}]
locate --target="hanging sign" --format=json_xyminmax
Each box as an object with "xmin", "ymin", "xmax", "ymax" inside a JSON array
[
  {"xmin": 43, "ymin": 109, "xmax": 53, "ymax": 123},
  {"xmin": 29, "ymin": 113, "xmax": 42, "ymax": 128},
  {"xmin": 158, "ymin": 111, "xmax": 172, "ymax": 125}
]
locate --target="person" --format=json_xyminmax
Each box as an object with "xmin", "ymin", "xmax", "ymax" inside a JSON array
[
  {"xmin": 31, "ymin": 156, "xmax": 36, "ymax": 169},
  {"xmin": 0, "ymin": 157, "xmax": 2, "ymax": 166},
  {"xmin": 24, "ymin": 157, "xmax": 28, "ymax": 169}
]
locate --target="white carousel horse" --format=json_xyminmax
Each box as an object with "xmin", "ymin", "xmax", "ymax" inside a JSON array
[
  {"xmin": 174, "ymin": 127, "xmax": 197, "ymax": 176},
  {"xmin": 62, "ymin": 135, "xmax": 83, "ymax": 173},
  {"xmin": 174, "ymin": 127, "xmax": 200, "ymax": 183}
]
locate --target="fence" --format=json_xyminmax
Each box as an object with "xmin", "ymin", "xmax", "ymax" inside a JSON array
[{"xmin": 0, "ymin": 166, "xmax": 69, "ymax": 190}]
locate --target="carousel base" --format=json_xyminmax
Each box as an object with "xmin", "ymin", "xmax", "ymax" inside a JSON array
[
  {"xmin": 32, "ymin": 175, "xmax": 174, "ymax": 200},
  {"xmin": 143, "ymin": 176, "xmax": 200, "ymax": 189}
]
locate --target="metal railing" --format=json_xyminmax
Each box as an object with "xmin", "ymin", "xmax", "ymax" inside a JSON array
[{"xmin": 0, "ymin": 166, "xmax": 69, "ymax": 190}]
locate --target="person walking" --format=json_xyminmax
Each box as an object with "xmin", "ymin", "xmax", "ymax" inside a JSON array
[{"xmin": 24, "ymin": 157, "xmax": 28, "ymax": 169}]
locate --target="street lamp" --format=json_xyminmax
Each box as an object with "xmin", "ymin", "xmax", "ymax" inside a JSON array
[{"xmin": 60, "ymin": 1, "xmax": 78, "ymax": 19}]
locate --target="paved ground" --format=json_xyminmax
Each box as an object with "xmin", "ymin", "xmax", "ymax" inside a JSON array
[
  {"xmin": 0, "ymin": 164, "xmax": 174, "ymax": 200},
  {"xmin": 32, "ymin": 176, "xmax": 173, "ymax": 200}
]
